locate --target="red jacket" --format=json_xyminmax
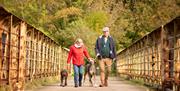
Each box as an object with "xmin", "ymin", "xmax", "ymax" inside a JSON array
[{"xmin": 67, "ymin": 45, "xmax": 90, "ymax": 66}]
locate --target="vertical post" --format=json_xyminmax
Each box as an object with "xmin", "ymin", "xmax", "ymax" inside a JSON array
[
  {"xmin": 34, "ymin": 30, "xmax": 37, "ymax": 78},
  {"xmin": 42, "ymin": 34, "xmax": 45, "ymax": 77},
  {"xmin": 47, "ymin": 38, "xmax": 50, "ymax": 76},
  {"xmin": 50, "ymin": 40, "xmax": 52, "ymax": 76},
  {"xmin": 161, "ymin": 25, "xmax": 165, "ymax": 90},
  {"xmin": 17, "ymin": 21, "xmax": 27, "ymax": 91},
  {"xmin": 48, "ymin": 40, "xmax": 50, "ymax": 76},
  {"xmin": 26, "ymin": 29, "xmax": 30, "ymax": 80},
  {"xmin": 38, "ymin": 32, "xmax": 41, "ymax": 78},
  {"xmin": 0, "ymin": 28, "xmax": 7, "ymax": 85},
  {"xmin": 45, "ymin": 37, "xmax": 47, "ymax": 76},
  {"xmin": 56, "ymin": 45, "xmax": 58, "ymax": 75},
  {"xmin": 0, "ymin": 28, "xmax": 1, "ymax": 85},
  {"xmin": 32, "ymin": 28, "xmax": 35, "ymax": 79},
  {"xmin": 30, "ymin": 28, "xmax": 33, "ymax": 80},
  {"xmin": 147, "ymin": 35, "xmax": 150, "ymax": 84},
  {"xmin": 139, "ymin": 42, "xmax": 141, "ymax": 79},
  {"xmin": 173, "ymin": 19, "xmax": 179, "ymax": 91},
  {"xmin": 61, "ymin": 48, "xmax": 63, "ymax": 70},
  {"xmin": 8, "ymin": 15, "xmax": 12, "ymax": 86},
  {"xmin": 59, "ymin": 47, "xmax": 62, "ymax": 75},
  {"xmin": 158, "ymin": 30, "xmax": 162, "ymax": 86},
  {"xmin": 51, "ymin": 42, "xmax": 53, "ymax": 76},
  {"xmin": 169, "ymin": 23, "xmax": 174, "ymax": 81},
  {"xmin": 128, "ymin": 49, "xmax": 130, "ymax": 78},
  {"xmin": 53, "ymin": 44, "xmax": 55, "ymax": 75},
  {"xmin": 152, "ymin": 34, "xmax": 155, "ymax": 84},
  {"xmin": 143, "ymin": 38, "xmax": 146, "ymax": 82},
  {"xmin": 40, "ymin": 34, "xmax": 42, "ymax": 77},
  {"xmin": 161, "ymin": 25, "xmax": 171, "ymax": 90},
  {"xmin": 53, "ymin": 43, "xmax": 55, "ymax": 76},
  {"xmin": 37, "ymin": 31, "xmax": 40, "ymax": 78}
]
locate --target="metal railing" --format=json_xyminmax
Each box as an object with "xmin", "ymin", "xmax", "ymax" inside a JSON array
[
  {"xmin": 0, "ymin": 7, "xmax": 68, "ymax": 90},
  {"xmin": 117, "ymin": 16, "xmax": 180, "ymax": 91}
]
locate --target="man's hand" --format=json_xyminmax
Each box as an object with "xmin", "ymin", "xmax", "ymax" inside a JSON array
[{"xmin": 112, "ymin": 58, "xmax": 117, "ymax": 63}]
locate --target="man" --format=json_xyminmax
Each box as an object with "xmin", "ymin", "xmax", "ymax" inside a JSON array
[{"xmin": 95, "ymin": 27, "xmax": 116, "ymax": 87}]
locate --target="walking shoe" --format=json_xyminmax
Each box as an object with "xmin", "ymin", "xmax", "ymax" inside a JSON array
[
  {"xmin": 104, "ymin": 80, "xmax": 108, "ymax": 87},
  {"xmin": 65, "ymin": 83, "xmax": 67, "ymax": 86},
  {"xmin": 79, "ymin": 82, "xmax": 82, "ymax": 87},
  {"xmin": 99, "ymin": 84, "xmax": 105, "ymax": 87},
  {"xmin": 74, "ymin": 84, "xmax": 78, "ymax": 88}
]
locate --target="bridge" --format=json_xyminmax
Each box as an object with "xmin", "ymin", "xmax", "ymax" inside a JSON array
[{"xmin": 0, "ymin": 6, "xmax": 180, "ymax": 91}]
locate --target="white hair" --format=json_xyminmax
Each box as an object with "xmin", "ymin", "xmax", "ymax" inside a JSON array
[
  {"xmin": 75, "ymin": 38, "xmax": 83, "ymax": 43},
  {"xmin": 103, "ymin": 27, "xmax": 109, "ymax": 32}
]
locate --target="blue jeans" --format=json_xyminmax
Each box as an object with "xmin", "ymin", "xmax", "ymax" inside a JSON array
[{"xmin": 73, "ymin": 65, "xmax": 84, "ymax": 86}]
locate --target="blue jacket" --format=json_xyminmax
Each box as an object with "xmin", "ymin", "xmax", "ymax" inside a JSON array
[{"xmin": 95, "ymin": 35, "xmax": 116, "ymax": 59}]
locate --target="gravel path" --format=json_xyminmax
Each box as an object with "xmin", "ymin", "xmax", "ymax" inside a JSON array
[{"xmin": 26, "ymin": 77, "xmax": 150, "ymax": 91}]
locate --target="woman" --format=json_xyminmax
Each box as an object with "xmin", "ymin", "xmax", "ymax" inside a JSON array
[{"xmin": 67, "ymin": 38, "xmax": 92, "ymax": 87}]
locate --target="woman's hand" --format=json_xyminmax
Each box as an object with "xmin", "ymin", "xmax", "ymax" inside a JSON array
[
  {"xmin": 67, "ymin": 64, "xmax": 71, "ymax": 73},
  {"xmin": 88, "ymin": 58, "xmax": 94, "ymax": 64}
]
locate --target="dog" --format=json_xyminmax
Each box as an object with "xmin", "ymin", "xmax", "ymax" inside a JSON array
[
  {"xmin": 83, "ymin": 60, "xmax": 97, "ymax": 87},
  {"xmin": 60, "ymin": 69, "xmax": 68, "ymax": 87}
]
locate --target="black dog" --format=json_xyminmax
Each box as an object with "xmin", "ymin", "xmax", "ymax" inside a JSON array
[
  {"xmin": 83, "ymin": 61, "xmax": 97, "ymax": 87},
  {"xmin": 60, "ymin": 69, "xmax": 68, "ymax": 87}
]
